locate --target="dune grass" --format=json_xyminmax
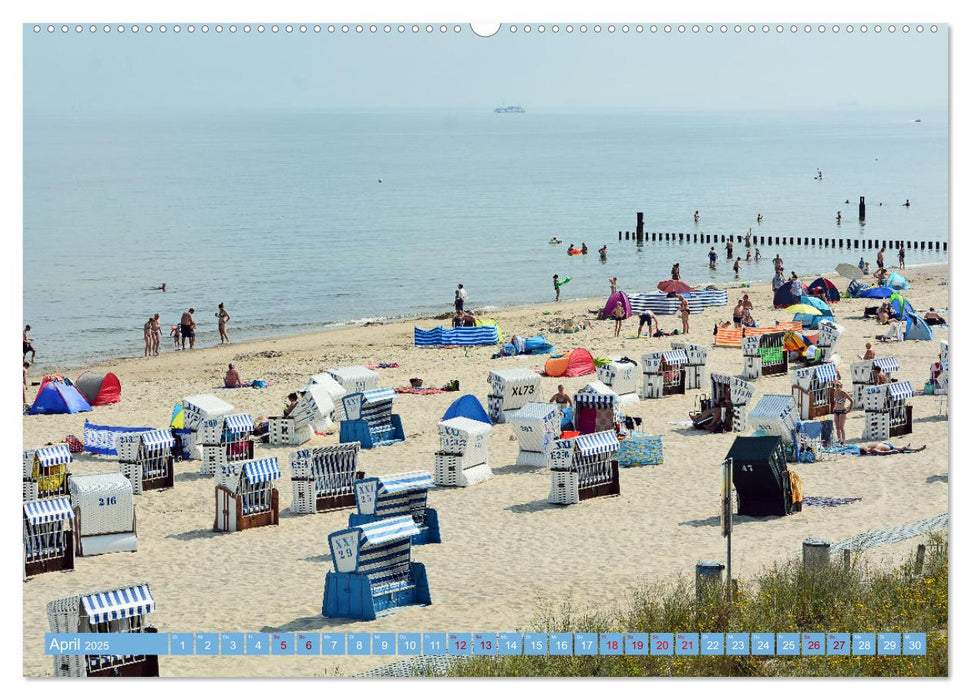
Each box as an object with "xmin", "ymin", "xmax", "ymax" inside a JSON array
[{"xmin": 435, "ymin": 535, "xmax": 947, "ymax": 677}]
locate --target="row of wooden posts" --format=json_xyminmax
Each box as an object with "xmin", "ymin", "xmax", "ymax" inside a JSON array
[{"xmin": 618, "ymin": 229, "xmax": 947, "ymax": 252}]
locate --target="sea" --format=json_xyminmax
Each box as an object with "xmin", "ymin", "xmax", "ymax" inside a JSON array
[{"xmin": 23, "ymin": 109, "xmax": 948, "ymax": 367}]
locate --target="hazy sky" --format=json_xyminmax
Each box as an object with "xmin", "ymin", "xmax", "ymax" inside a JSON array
[{"xmin": 23, "ymin": 24, "xmax": 948, "ymax": 115}]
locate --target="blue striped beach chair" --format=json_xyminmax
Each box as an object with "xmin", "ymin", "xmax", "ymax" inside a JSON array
[
  {"xmin": 23, "ymin": 496, "xmax": 75, "ymax": 579},
  {"xmin": 214, "ymin": 458, "xmax": 281, "ymax": 532},
  {"xmin": 323, "ymin": 516, "xmax": 432, "ymax": 620},
  {"xmin": 339, "ymin": 389, "xmax": 405, "ymax": 448},
  {"xmin": 349, "ymin": 471, "xmax": 441, "ymax": 545},
  {"xmin": 117, "ymin": 429, "xmax": 176, "ymax": 493},
  {"xmin": 47, "ymin": 583, "xmax": 159, "ymax": 677},
  {"xmin": 290, "ymin": 442, "xmax": 364, "ymax": 514},
  {"xmin": 547, "ymin": 430, "xmax": 621, "ymax": 504}
]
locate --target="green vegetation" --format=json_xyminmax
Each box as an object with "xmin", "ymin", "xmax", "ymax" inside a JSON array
[{"xmin": 436, "ymin": 536, "xmax": 947, "ymax": 677}]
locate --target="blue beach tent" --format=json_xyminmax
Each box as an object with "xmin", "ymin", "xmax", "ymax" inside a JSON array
[
  {"xmin": 857, "ymin": 286, "xmax": 894, "ymax": 300},
  {"xmin": 885, "ymin": 271, "xmax": 911, "ymax": 290},
  {"xmin": 904, "ymin": 312, "xmax": 934, "ymax": 341},
  {"xmin": 29, "ymin": 380, "xmax": 92, "ymax": 415},
  {"xmin": 442, "ymin": 394, "xmax": 492, "ymax": 425},
  {"xmin": 773, "ymin": 284, "xmax": 805, "ymax": 309},
  {"xmin": 799, "ymin": 295, "xmax": 833, "ymax": 315}
]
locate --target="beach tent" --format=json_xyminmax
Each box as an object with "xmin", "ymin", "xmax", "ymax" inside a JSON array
[
  {"xmin": 846, "ymin": 279, "xmax": 870, "ymax": 298},
  {"xmin": 442, "ymin": 394, "xmax": 492, "ymax": 425},
  {"xmin": 807, "ymin": 277, "xmax": 840, "ymax": 303},
  {"xmin": 474, "ymin": 318, "xmax": 503, "ymax": 344},
  {"xmin": 773, "ymin": 283, "xmax": 806, "ymax": 309},
  {"xmin": 799, "ymin": 295, "xmax": 833, "ymax": 315},
  {"xmin": 74, "ymin": 372, "xmax": 122, "ymax": 406},
  {"xmin": 544, "ymin": 348, "xmax": 596, "ymax": 378},
  {"xmin": 889, "ymin": 293, "xmax": 914, "ymax": 320},
  {"xmin": 793, "ymin": 313, "xmax": 834, "ymax": 331},
  {"xmin": 857, "ymin": 286, "xmax": 894, "ymax": 300},
  {"xmin": 29, "ymin": 381, "xmax": 92, "ymax": 415},
  {"xmin": 904, "ymin": 312, "xmax": 934, "ymax": 341},
  {"xmin": 600, "ymin": 291, "xmax": 632, "ymax": 320},
  {"xmin": 885, "ymin": 271, "xmax": 911, "ymax": 290}
]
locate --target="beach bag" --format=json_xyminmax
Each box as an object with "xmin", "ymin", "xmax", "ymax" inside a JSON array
[
  {"xmin": 924, "ymin": 381, "xmax": 936, "ymax": 396},
  {"xmin": 251, "ymin": 379, "xmax": 267, "ymax": 389}
]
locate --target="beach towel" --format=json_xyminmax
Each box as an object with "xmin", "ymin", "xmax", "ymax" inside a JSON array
[
  {"xmin": 367, "ymin": 362, "xmax": 401, "ymax": 369},
  {"xmin": 212, "ymin": 381, "xmax": 276, "ymax": 389},
  {"xmin": 802, "ymin": 496, "xmax": 863, "ymax": 508},
  {"xmin": 822, "ymin": 445, "xmax": 863, "ymax": 456}
]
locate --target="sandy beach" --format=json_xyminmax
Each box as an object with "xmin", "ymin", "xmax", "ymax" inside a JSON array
[{"xmin": 22, "ymin": 264, "xmax": 949, "ymax": 678}]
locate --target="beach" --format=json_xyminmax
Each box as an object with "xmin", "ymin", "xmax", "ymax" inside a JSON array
[{"xmin": 22, "ymin": 264, "xmax": 949, "ymax": 678}]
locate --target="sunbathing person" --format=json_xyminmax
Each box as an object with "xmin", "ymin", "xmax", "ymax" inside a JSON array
[
  {"xmin": 924, "ymin": 308, "xmax": 947, "ymax": 326},
  {"xmin": 861, "ymin": 342, "xmax": 876, "ymax": 360},
  {"xmin": 876, "ymin": 305, "xmax": 890, "ymax": 324},
  {"xmin": 863, "ymin": 443, "xmax": 927, "ymax": 455},
  {"xmin": 689, "ymin": 404, "xmax": 727, "ymax": 432}
]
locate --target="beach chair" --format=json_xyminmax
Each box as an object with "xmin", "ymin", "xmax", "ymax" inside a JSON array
[
  {"xmin": 726, "ymin": 436, "xmax": 797, "ymax": 518},
  {"xmin": 617, "ymin": 432, "xmax": 663, "ymax": 468},
  {"xmin": 487, "ymin": 367, "xmax": 542, "ymax": 423},
  {"xmin": 290, "ymin": 442, "xmax": 364, "ymax": 514},
  {"xmin": 573, "ymin": 381, "xmax": 620, "ymax": 435},
  {"xmin": 433, "ymin": 417, "xmax": 493, "ymax": 487},
  {"xmin": 326, "ymin": 365, "xmax": 379, "ymax": 421},
  {"xmin": 47, "ymin": 584, "xmax": 159, "ymax": 677},
  {"xmin": 199, "ymin": 414, "xmax": 255, "ymax": 475},
  {"xmin": 641, "ymin": 349, "xmax": 689, "ymax": 399},
  {"xmin": 339, "ymin": 389, "xmax": 405, "ymax": 448},
  {"xmin": 850, "ymin": 357, "xmax": 900, "ymax": 409},
  {"xmin": 748, "ymin": 395, "xmax": 799, "ymax": 443},
  {"xmin": 269, "ymin": 385, "xmax": 335, "ymax": 446},
  {"xmin": 23, "ymin": 496, "xmax": 75, "ymax": 579},
  {"xmin": 322, "ymin": 516, "xmax": 432, "ymax": 621},
  {"xmin": 709, "ymin": 373, "xmax": 756, "ymax": 432},
  {"xmin": 791, "ymin": 363, "xmax": 839, "ymax": 420},
  {"xmin": 178, "ymin": 394, "xmax": 234, "ymax": 460},
  {"xmin": 214, "ymin": 458, "xmax": 281, "ymax": 532},
  {"xmin": 742, "ymin": 331, "xmax": 788, "ymax": 379},
  {"xmin": 117, "ymin": 429, "xmax": 176, "ymax": 493},
  {"xmin": 596, "ymin": 358, "xmax": 641, "ymax": 404},
  {"xmin": 508, "ymin": 401, "xmax": 562, "ymax": 467},
  {"xmin": 862, "ymin": 382, "xmax": 915, "ymax": 441},
  {"xmin": 304, "ymin": 372, "xmax": 348, "ymax": 430},
  {"xmin": 547, "ymin": 430, "xmax": 621, "ymax": 505},
  {"xmin": 349, "ymin": 471, "xmax": 441, "ymax": 545},
  {"xmin": 670, "ymin": 341, "xmax": 708, "ymax": 389},
  {"xmin": 23, "ymin": 444, "xmax": 73, "ymax": 502},
  {"xmin": 69, "ymin": 473, "xmax": 138, "ymax": 556},
  {"xmin": 815, "ymin": 319, "xmax": 844, "ymax": 364}
]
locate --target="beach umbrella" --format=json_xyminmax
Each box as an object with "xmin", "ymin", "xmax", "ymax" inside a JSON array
[
  {"xmin": 857, "ymin": 286, "xmax": 894, "ymax": 299},
  {"xmin": 657, "ymin": 279, "xmax": 696, "ymax": 295},
  {"xmin": 170, "ymin": 403, "xmax": 185, "ymax": 429},
  {"xmin": 785, "ymin": 304, "xmax": 823, "ymax": 316}
]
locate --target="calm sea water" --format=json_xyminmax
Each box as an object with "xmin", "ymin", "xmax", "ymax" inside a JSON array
[{"xmin": 24, "ymin": 109, "xmax": 948, "ymax": 367}]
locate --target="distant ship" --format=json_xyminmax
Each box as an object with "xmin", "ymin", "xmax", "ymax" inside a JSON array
[
  {"xmin": 494, "ymin": 105, "xmax": 525, "ymax": 113},
  {"xmin": 914, "ymin": 118, "xmax": 922, "ymax": 123}
]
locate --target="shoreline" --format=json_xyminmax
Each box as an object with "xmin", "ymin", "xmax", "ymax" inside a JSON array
[{"xmin": 26, "ymin": 261, "xmax": 949, "ymax": 378}]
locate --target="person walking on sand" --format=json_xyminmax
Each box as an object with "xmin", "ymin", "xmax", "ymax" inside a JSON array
[
  {"xmin": 678, "ymin": 294, "xmax": 690, "ymax": 334},
  {"xmin": 455, "ymin": 284, "xmax": 466, "ymax": 313},
  {"xmin": 217, "ymin": 303, "xmax": 231, "ymax": 344},
  {"xmin": 553, "ymin": 274, "xmax": 561, "ymax": 302},
  {"xmin": 180, "ymin": 309, "xmax": 196, "ymax": 350},
  {"xmin": 898, "ymin": 245, "xmax": 906, "ymax": 270},
  {"xmin": 23, "ymin": 325, "xmax": 35, "ymax": 362},
  {"xmin": 150, "ymin": 313, "xmax": 161, "ymax": 356},
  {"xmin": 612, "ymin": 303, "xmax": 625, "ymax": 337},
  {"xmin": 708, "ymin": 247, "xmax": 717, "ymax": 269},
  {"xmin": 224, "ymin": 363, "xmax": 242, "ymax": 388}
]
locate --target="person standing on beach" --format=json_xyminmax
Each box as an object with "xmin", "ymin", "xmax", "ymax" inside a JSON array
[
  {"xmin": 455, "ymin": 284, "xmax": 466, "ymax": 313},
  {"xmin": 832, "ymin": 381, "xmax": 853, "ymax": 444},
  {"xmin": 898, "ymin": 245, "xmax": 906, "ymax": 269},
  {"xmin": 678, "ymin": 295, "xmax": 690, "ymax": 334},
  {"xmin": 150, "ymin": 314, "xmax": 161, "ymax": 356},
  {"xmin": 553, "ymin": 274, "xmax": 561, "ymax": 302},
  {"xmin": 143, "ymin": 317, "xmax": 153, "ymax": 358},
  {"xmin": 612, "ymin": 303, "xmax": 625, "ymax": 337},
  {"xmin": 180, "ymin": 309, "xmax": 196, "ymax": 350},
  {"xmin": 708, "ymin": 247, "xmax": 717, "ymax": 269},
  {"xmin": 23, "ymin": 325, "xmax": 35, "ymax": 362},
  {"xmin": 217, "ymin": 303, "xmax": 231, "ymax": 344},
  {"xmin": 790, "ymin": 274, "xmax": 802, "ymax": 298},
  {"xmin": 772, "ymin": 270, "xmax": 785, "ymax": 292}
]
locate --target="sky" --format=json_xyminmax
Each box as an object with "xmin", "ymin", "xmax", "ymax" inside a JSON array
[{"xmin": 22, "ymin": 23, "xmax": 948, "ymax": 116}]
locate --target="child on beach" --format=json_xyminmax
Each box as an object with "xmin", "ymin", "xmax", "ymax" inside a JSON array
[
  {"xmin": 861, "ymin": 342, "xmax": 876, "ymax": 360},
  {"xmin": 171, "ymin": 325, "xmax": 181, "ymax": 348},
  {"xmin": 553, "ymin": 274, "xmax": 561, "ymax": 302}
]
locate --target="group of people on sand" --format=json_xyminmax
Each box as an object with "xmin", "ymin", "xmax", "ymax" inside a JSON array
[
  {"xmin": 451, "ymin": 311, "xmax": 477, "ymax": 328},
  {"xmin": 731, "ymin": 295, "xmax": 756, "ymax": 328}
]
